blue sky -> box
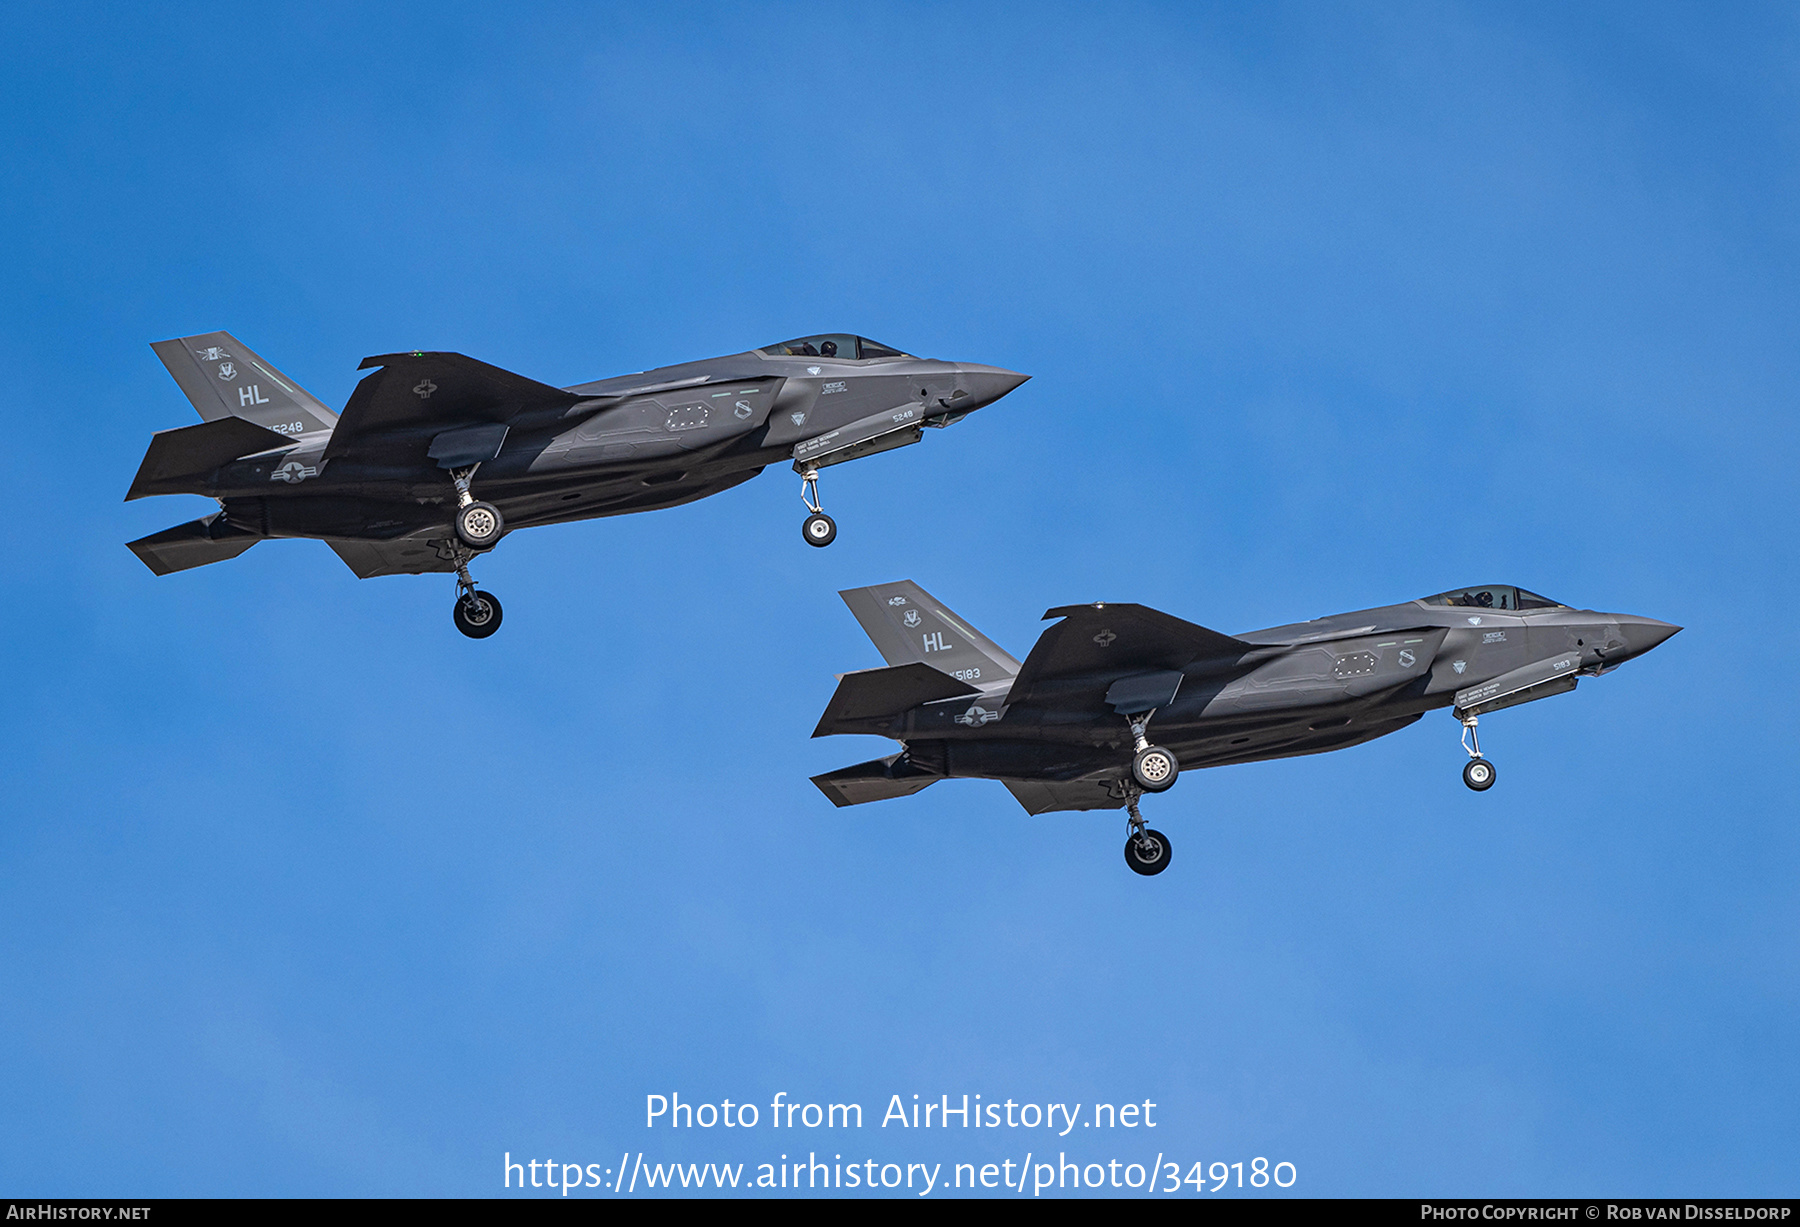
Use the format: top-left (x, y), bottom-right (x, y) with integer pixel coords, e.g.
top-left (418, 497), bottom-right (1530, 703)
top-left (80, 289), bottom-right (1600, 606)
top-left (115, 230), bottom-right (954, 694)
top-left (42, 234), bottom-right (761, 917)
top-left (1, 0), bottom-right (1795, 1197)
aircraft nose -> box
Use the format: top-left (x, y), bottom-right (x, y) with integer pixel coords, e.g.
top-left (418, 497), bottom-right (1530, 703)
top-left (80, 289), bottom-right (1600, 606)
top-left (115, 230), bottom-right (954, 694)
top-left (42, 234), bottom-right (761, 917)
top-left (957, 365), bottom-right (1030, 408)
top-left (1621, 617), bottom-right (1682, 657)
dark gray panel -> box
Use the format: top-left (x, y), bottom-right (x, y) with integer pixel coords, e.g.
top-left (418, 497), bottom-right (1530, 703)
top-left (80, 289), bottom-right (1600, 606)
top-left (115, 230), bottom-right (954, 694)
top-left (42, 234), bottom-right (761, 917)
top-left (1455, 651), bottom-right (1583, 717)
top-left (1007, 604), bottom-right (1251, 711)
top-left (150, 332), bottom-right (338, 433)
top-left (839, 581), bottom-right (1021, 684)
top-left (1105, 670), bottom-right (1185, 715)
top-left (326, 537), bottom-right (460, 578)
top-left (428, 422), bottom-right (510, 468)
top-left (327, 351), bottom-right (582, 459)
top-left (793, 401), bottom-right (928, 468)
top-left (126, 514), bottom-right (260, 575)
top-left (811, 757), bottom-right (940, 808)
top-left (1004, 779), bottom-right (1130, 815)
top-left (812, 662), bottom-right (978, 737)
top-left (126, 417), bottom-right (294, 500)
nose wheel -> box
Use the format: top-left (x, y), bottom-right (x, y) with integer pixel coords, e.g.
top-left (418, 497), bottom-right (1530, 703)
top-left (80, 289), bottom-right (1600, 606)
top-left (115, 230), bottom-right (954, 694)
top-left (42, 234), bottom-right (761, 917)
top-left (798, 467), bottom-right (837, 547)
top-left (803, 512), bottom-right (837, 547)
top-left (1458, 713), bottom-right (1496, 791)
top-left (1122, 791), bottom-right (1172, 876)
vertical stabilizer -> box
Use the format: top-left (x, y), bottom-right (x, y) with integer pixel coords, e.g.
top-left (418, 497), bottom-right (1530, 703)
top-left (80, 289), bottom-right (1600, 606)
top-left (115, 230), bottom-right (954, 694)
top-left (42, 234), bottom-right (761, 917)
top-left (838, 581), bottom-right (1020, 683)
top-left (150, 331), bottom-right (338, 434)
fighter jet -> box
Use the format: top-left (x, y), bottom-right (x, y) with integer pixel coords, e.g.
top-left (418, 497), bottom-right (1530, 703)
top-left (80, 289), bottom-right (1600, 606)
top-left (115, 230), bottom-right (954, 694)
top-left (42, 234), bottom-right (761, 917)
top-left (811, 581), bottom-right (1679, 876)
top-left (126, 332), bottom-right (1027, 636)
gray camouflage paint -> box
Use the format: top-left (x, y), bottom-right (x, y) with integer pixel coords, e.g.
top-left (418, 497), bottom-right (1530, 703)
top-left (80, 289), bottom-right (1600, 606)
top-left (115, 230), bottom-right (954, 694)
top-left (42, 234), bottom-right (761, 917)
top-left (126, 332), bottom-right (1027, 578)
top-left (812, 581), bottom-right (1679, 814)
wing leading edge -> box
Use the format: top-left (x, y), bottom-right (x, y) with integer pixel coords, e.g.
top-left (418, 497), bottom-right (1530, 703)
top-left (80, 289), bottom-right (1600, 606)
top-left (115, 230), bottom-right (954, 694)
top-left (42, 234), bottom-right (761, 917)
top-left (324, 351), bottom-right (584, 462)
top-left (1005, 603), bottom-right (1253, 710)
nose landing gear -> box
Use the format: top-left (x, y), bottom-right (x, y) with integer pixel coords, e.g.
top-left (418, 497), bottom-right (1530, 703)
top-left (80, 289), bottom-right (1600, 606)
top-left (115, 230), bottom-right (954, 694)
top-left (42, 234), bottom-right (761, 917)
top-left (1458, 713), bottom-right (1496, 791)
top-left (798, 466), bottom-right (836, 547)
top-left (1122, 790), bottom-right (1172, 876)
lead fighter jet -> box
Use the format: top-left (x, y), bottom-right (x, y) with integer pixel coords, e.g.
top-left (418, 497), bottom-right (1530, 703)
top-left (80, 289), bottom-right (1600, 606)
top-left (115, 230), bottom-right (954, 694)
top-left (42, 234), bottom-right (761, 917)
top-left (812, 582), bottom-right (1679, 876)
top-left (126, 332), bottom-right (1026, 636)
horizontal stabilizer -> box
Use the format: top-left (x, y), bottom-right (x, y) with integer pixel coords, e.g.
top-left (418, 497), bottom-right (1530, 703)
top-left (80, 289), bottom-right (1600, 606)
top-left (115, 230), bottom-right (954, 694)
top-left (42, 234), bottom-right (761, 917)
top-left (126, 417), bottom-right (294, 500)
top-left (127, 513), bottom-right (259, 575)
top-left (1004, 779), bottom-right (1130, 815)
top-left (1455, 652), bottom-right (1582, 718)
top-left (812, 662), bottom-right (978, 738)
top-left (1006, 603), bottom-right (1252, 710)
top-left (811, 755), bottom-right (940, 808)
top-left (326, 351), bottom-right (582, 460)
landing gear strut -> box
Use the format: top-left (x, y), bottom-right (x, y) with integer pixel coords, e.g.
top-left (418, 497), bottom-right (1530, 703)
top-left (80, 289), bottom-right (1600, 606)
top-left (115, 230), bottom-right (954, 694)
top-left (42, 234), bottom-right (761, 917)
top-left (798, 466), bottom-right (836, 547)
top-left (450, 550), bottom-right (503, 639)
top-left (450, 465), bottom-right (504, 550)
top-left (1126, 712), bottom-right (1179, 792)
top-left (1122, 789), bottom-right (1172, 876)
top-left (1459, 713), bottom-right (1496, 791)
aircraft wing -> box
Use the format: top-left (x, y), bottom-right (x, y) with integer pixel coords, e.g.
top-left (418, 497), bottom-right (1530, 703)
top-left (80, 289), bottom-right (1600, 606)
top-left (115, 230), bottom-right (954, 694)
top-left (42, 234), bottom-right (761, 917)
top-left (326, 536), bottom-right (461, 578)
top-left (1004, 779), bottom-right (1130, 815)
top-left (1004, 603), bottom-right (1252, 711)
top-left (323, 351), bottom-right (584, 462)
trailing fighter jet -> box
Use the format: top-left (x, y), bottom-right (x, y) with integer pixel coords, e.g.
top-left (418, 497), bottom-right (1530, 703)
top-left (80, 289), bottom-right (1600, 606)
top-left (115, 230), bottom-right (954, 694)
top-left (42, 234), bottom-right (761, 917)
top-left (811, 581), bottom-right (1679, 876)
top-left (126, 333), bottom-right (1026, 636)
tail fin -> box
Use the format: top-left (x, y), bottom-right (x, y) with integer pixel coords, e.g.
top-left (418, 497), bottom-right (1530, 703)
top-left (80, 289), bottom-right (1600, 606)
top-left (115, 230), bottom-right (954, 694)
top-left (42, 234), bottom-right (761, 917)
top-left (838, 581), bottom-right (1020, 683)
top-left (150, 331), bottom-right (338, 435)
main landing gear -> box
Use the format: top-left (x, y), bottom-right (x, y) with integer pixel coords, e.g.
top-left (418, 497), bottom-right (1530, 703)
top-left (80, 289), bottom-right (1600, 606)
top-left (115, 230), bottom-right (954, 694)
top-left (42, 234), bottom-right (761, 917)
top-left (1459, 713), bottom-right (1496, 791)
top-left (442, 466), bottom-right (505, 639)
top-left (450, 550), bottom-right (503, 639)
top-left (798, 466), bottom-right (836, 548)
top-left (1114, 711), bottom-right (1178, 875)
top-left (1122, 788), bottom-right (1172, 876)
top-left (1126, 712), bottom-right (1179, 792)
top-left (450, 466), bottom-right (504, 550)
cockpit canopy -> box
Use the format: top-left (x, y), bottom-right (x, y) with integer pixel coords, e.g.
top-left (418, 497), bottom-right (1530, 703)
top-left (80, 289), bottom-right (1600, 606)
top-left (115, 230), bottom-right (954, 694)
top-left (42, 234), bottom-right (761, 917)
top-left (1420, 585), bottom-right (1566, 611)
top-left (761, 334), bottom-right (910, 360)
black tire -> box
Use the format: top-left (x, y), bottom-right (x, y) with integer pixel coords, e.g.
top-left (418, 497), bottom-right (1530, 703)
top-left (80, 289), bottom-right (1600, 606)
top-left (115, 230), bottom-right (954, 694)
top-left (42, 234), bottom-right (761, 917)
top-left (1124, 828), bottom-right (1173, 876)
top-left (456, 501), bottom-right (504, 550)
top-left (802, 512), bottom-right (837, 547)
top-left (1462, 757), bottom-right (1497, 791)
top-left (453, 590), bottom-right (504, 639)
top-left (1132, 744), bottom-right (1179, 792)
